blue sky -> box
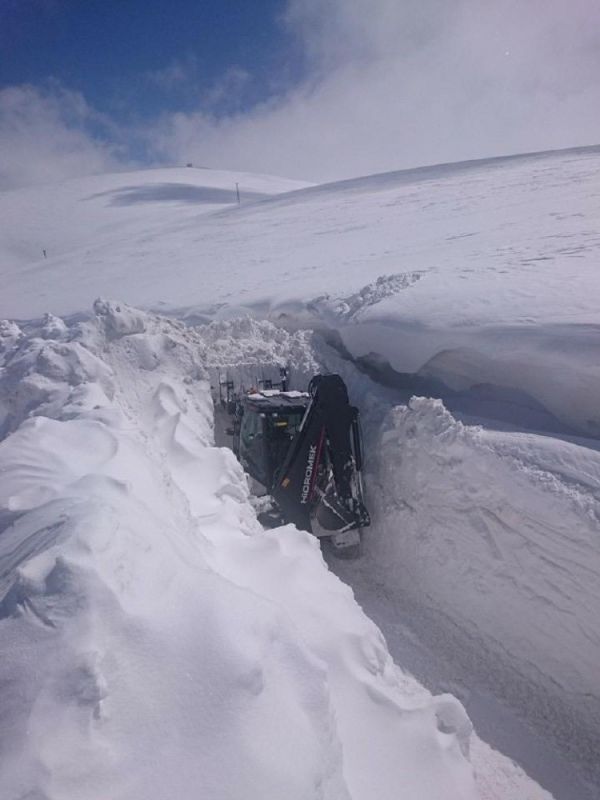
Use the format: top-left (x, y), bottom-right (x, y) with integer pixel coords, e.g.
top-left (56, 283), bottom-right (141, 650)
top-left (0, 0), bottom-right (304, 119)
top-left (1, 0), bottom-right (599, 187)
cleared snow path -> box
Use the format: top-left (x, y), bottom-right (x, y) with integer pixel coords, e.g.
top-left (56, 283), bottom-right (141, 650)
top-left (329, 554), bottom-right (599, 800)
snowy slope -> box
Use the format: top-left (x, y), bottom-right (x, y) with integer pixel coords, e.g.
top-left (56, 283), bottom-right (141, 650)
top-left (2, 146), bottom-right (599, 435)
top-left (0, 302), bottom-right (511, 800)
top-left (3, 146), bottom-right (598, 328)
top-left (0, 166), bottom-right (311, 281)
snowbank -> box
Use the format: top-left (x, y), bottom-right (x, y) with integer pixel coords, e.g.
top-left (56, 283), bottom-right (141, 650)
top-left (366, 396), bottom-right (600, 768)
top-left (0, 303), bottom-right (477, 800)
top-left (338, 316), bottom-right (600, 437)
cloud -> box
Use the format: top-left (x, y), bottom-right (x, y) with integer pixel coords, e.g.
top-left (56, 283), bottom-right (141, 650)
top-left (146, 0), bottom-right (600, 181)
top-left (146, 59), bottom-right (193, 91)
top-left (3, 1), bottom-right (599, 186)
top-left (0, 83), bottom-right (124, 189)
top-left (201, 66), bottom-right (252, 112)
top-left (145, 56), bottom-right (252, 116)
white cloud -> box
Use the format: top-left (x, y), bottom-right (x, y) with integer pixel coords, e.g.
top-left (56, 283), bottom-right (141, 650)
top-left (0, 83), bottom-right (123, 189)
top-left (3, 2), bottom-right (599, 186)
top-left (146, 59), bottom-right (192, 91)
top-left (201, 66), bottom-right (251, 110)
top-left (147, 0), bottom-right (600, 181)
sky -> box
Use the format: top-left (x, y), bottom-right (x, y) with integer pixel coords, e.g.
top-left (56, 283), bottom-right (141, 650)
top-left (0, 0), bottom-right (302, 119)
top-left (1, 0), bottom-right (600, 187)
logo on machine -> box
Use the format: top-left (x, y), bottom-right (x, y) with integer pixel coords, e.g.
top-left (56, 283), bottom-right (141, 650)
top-left (300, 445), bottom-right (317, 504)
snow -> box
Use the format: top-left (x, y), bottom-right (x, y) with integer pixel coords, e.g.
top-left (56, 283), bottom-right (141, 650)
top-left (369, 397), bottom-right (600, 766)
top-left (2, 148), bottom-right (600, 798)
top-left (0, 304), bottom-right (482, 800)
top-left (0, 165), bottom-right (311, 281)
top-left (2, 146), bottom-right (599, 437)
top-left (189, 316), bottom-right (600, 797)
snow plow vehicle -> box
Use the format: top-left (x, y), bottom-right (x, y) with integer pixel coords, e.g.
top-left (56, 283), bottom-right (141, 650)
top-left (218, 372), bottom-right (370, 555)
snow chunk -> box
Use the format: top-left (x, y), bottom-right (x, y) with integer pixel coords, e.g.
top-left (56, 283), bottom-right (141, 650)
top-left (0, 320), bottom-right (23, 363)
top-left (94, 297), bottom-right (146, 338)
top-left (40, 312), bottom-right (69, 340)
top-left (308, 271), bottom-right (426, 321)
top-left (0, 331), bottom-right (115, 437)
top-left (196, 316), bottom-right (321, 397)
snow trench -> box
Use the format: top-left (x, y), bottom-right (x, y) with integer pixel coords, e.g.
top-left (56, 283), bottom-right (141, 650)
top-left (0, 302), bottom-right (480, 800)
top-left (173, 309), bottom-right (600, 789)
top-left (305, 316), bottom-right (600, 788)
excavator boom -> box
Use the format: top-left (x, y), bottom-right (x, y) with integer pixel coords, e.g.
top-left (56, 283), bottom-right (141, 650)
top-left (271, 374), bottom-right (370, 534)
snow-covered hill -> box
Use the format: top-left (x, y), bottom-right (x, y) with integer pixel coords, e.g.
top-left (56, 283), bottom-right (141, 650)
top-left (3, 146), bottom-right (599, 436)
top-left (0, 165), bottom-right (311, 278)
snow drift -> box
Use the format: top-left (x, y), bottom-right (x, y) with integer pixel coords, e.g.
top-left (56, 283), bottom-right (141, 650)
top-left (365, 396), bottom-right (600, 769)
top-left (0, 302), bottom-right (478, 800)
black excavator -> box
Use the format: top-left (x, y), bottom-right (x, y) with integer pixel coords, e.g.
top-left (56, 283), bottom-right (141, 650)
top-left (218, 371), bottom-right (370, 555)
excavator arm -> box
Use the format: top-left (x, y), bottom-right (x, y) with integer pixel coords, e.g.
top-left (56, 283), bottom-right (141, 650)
top-left (271, 374), bottom-right (370, 534)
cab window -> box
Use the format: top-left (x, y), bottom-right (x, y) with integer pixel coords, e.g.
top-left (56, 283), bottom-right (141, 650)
top-left (241, 410), bottom-right (263, 447)
top-left (269, 411), bottom-right (304, 438)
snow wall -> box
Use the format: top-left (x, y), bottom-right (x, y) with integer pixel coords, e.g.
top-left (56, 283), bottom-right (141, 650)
top-left (365, 395), bottom-right (600, 768)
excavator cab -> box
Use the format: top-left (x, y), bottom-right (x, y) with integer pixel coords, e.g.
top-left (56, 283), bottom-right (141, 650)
top-left (237, 395), bottom-right (309, 490)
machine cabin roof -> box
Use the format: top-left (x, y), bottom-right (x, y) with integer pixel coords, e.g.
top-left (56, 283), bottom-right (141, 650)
top-left (242, 390), bottom-right (310, 414)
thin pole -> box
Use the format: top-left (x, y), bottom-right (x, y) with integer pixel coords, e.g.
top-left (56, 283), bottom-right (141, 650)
top-left (235, 183), bottom-right (240, 204)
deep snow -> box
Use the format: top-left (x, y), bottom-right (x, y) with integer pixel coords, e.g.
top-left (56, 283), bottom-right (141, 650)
top-left (3, 148), bottom-right (599, 439)
top-left (363, 397), bottom-right (600, 793)
top-left (1, 154), bottom-right (599, 798)
top-left (0, 301), bottom-right (547, 800)
top-left (201, 315), bottom-right (600, 797)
